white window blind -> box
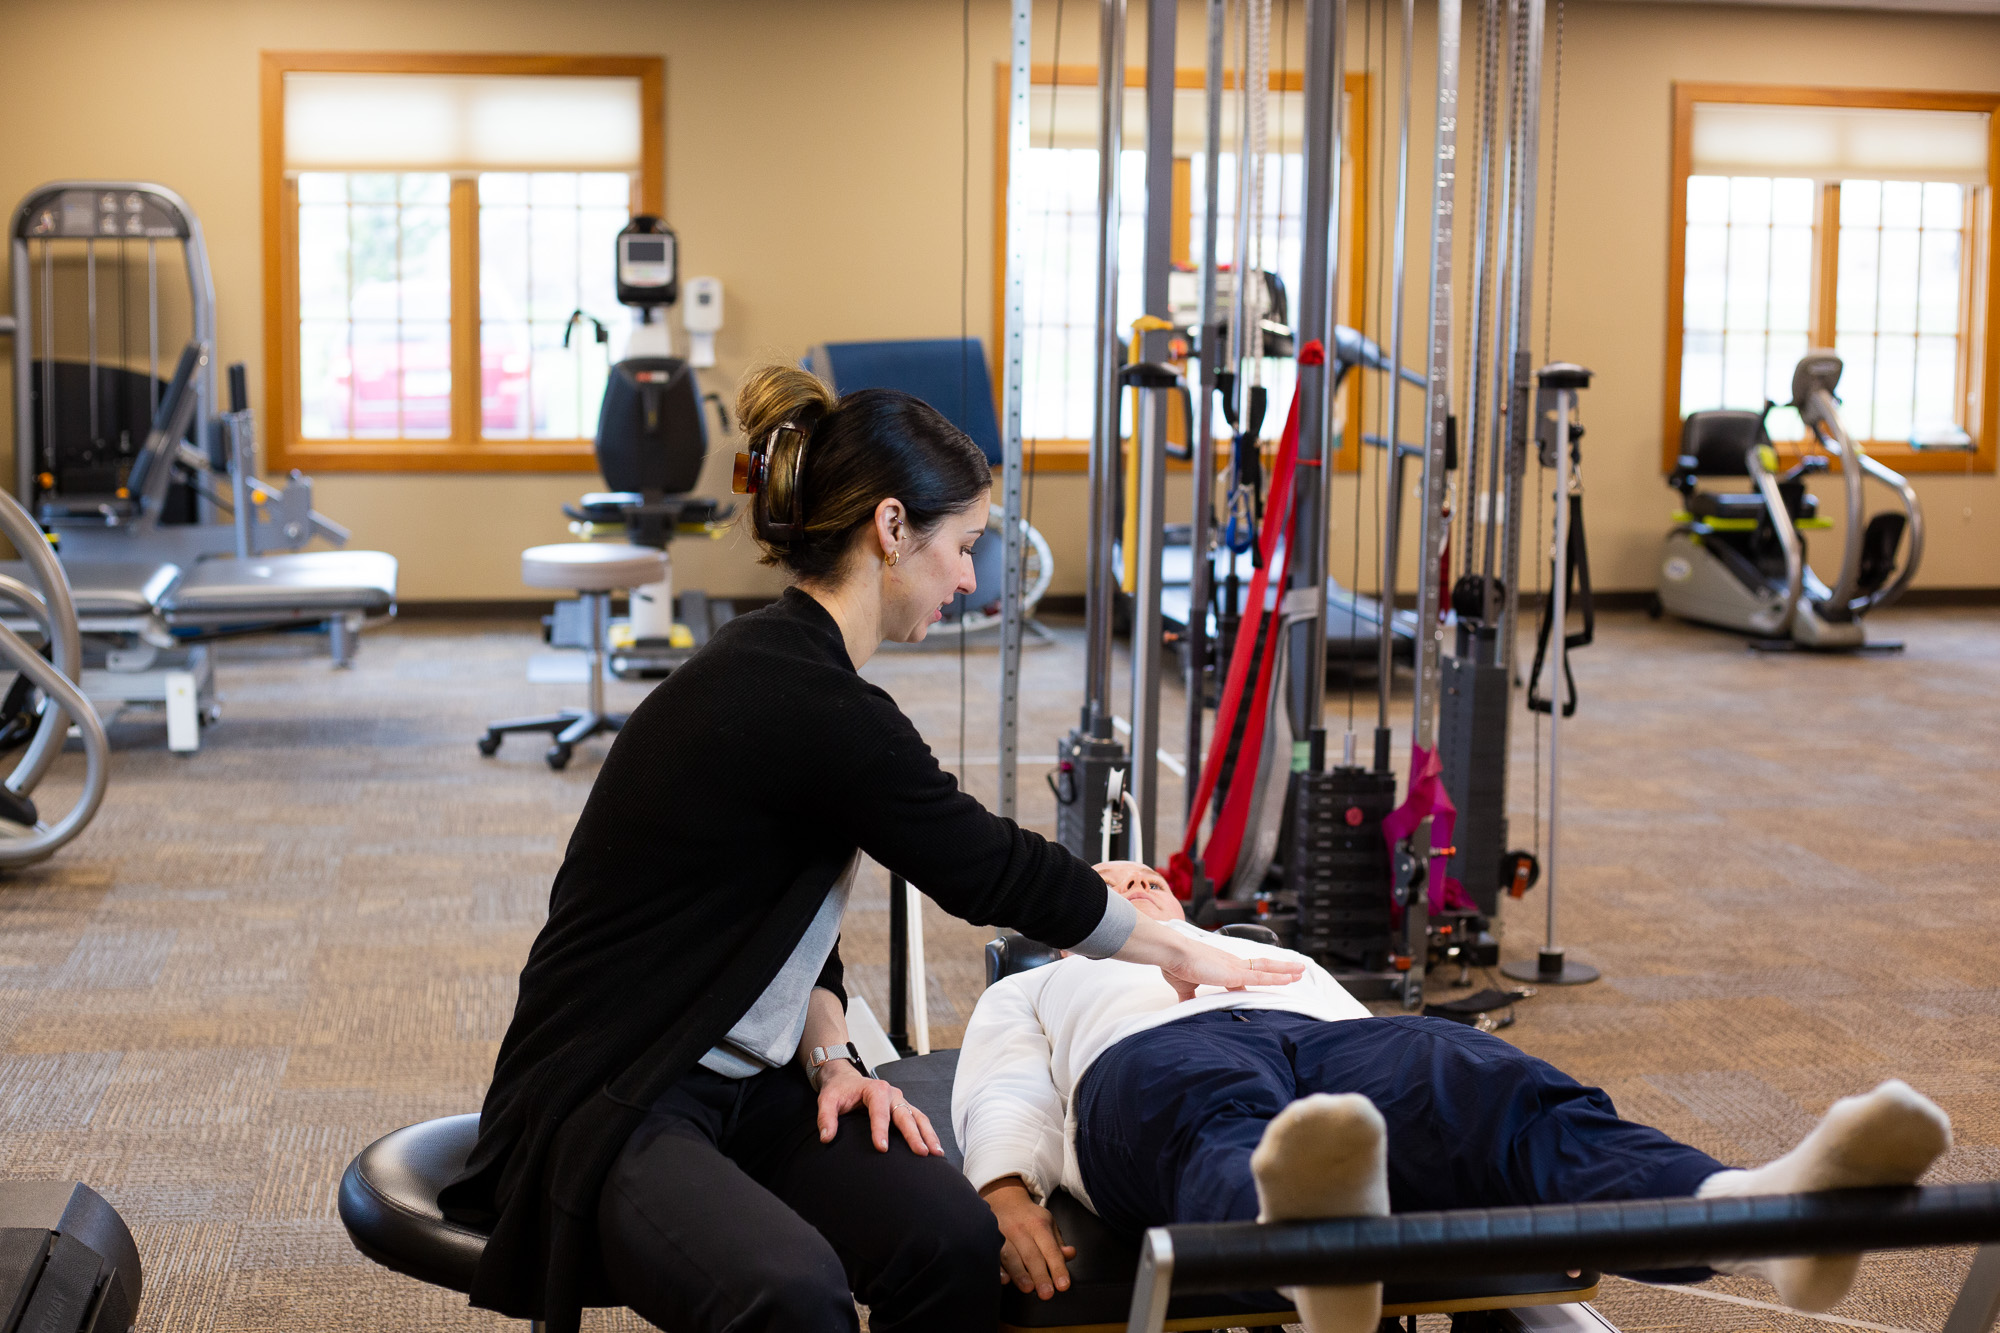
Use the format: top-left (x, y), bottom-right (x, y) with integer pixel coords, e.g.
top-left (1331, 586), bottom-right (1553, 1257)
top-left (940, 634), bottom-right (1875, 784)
top-left (1691, 103), bottom-right (1989, 186)
top-left (285, 73), bottom-right (642, 171)
top-left (1030, 83), bottom-right (1307, 156)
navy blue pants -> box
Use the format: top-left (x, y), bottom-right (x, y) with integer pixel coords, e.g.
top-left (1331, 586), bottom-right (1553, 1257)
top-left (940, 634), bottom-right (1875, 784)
top-left (1075, 1011), bottom-right (1724, 1280)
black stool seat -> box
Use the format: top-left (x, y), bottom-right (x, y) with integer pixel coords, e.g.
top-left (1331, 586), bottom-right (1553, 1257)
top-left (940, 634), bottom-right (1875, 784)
top-left (338, 1113), bottom-right (488, 1294)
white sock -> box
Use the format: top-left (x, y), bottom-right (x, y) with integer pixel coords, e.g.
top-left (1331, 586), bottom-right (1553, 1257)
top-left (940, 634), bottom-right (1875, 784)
top-left (1697, 1080), bottom-right (1951, 1312)
top-left (1251, 1094), bottom-right (1390, 1333)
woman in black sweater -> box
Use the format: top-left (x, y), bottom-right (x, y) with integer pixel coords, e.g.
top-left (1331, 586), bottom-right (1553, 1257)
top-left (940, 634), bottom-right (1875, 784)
top-left (444, 365), bottom-right (1299, 1333)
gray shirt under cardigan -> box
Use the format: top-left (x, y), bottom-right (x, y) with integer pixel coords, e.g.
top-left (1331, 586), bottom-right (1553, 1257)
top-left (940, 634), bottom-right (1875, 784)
top-left (700, 873), bottom-right (1140, 1079)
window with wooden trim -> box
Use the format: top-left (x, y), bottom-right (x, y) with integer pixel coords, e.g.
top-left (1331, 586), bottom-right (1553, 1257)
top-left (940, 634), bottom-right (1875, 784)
top-left (261, 54), bottom-right (664, 473)
top-left (997, 67), bottom-right (1368, 473)
top-left (1665, 85), bottom-right (2000, 473)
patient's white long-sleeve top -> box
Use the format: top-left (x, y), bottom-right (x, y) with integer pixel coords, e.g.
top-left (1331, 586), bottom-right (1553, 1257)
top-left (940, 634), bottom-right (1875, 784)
top-left (949, 919), bottom-right (1370, 1211)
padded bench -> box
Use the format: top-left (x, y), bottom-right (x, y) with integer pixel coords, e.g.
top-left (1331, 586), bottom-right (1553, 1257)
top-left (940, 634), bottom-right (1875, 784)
top-left (340, 930), bottom-right (1599, 1333)
top-left (0, 560), bottom-right (182, 624)
top-left (158, 550), bottom-right (398, 624)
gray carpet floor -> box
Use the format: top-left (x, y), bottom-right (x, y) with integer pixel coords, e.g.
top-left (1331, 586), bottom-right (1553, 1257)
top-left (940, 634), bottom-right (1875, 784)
top-left (0, 607), bottom-right (1991, 1333)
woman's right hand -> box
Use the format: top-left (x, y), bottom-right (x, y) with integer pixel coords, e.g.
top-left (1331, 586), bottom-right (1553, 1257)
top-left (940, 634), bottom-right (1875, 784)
top-left (1118, 914), bottom-right (1306, 1001)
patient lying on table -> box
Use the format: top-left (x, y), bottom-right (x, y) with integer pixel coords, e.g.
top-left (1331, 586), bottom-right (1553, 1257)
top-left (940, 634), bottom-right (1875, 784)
top-left (952, 862), bottom-right (1951, 1333)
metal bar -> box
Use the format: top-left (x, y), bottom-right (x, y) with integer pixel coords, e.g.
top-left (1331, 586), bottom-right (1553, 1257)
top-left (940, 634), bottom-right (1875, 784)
top-left (1495, 0), bottom-right (1545, 673)
top-left (1286, 0), bottom-right (1346, 747)
top-left (1131, 391), bottom-right (1167, 855)
top-left (1083, 0), bottom-right (1129, 739)
top-left (1229, 0), bottom-right (1257, 377)
top-left (1128, 0), bottom-right (1176, 854)
top-left (148, 240), bottom-right (159, 422)
top-left (1125, 1229), bottom-right (1176, 1333)
top-left (1185, 0), bottom-right (1227, 818)
top-left (1944, 1244), bottom-right (2000, 1333)
top-left (1410, 0), bottom-right (1464, 755)
top-left (906, 878), bottom-right (930, 1056)
top-left (1376, 0), bottom-right (1417, 739)
top-left (887, 871), bottom-right (910, 1053)
top-left (1480, 0), bottom-right (1519, 598)
top-left (1543, 386), bottom-right (1571, 949)
top-left (996, 0), bottom-right (1032, 820)
top-left (587, 592), bottom-right (607, 720)
top-left (1153, 1183), bottom-right (2000, 1294)
top-left (10, 237), bottom-right (31, 504)
top-left (87, 239), bottom-right (99, 445)
top-left (39, 244), bottom-right (54, 495)
top-left (1461, 0), bottom-right (1498, 613)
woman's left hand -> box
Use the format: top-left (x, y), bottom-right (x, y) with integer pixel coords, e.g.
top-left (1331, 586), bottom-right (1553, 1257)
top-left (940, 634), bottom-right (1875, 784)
top-left (816, 1062), bottom-right (945, 1156)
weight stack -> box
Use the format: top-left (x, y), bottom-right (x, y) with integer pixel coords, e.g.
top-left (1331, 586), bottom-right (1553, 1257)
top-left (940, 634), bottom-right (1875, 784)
top-left (1287, 767), bottom-right (1398, 971)
top-left (1438, 645), bottom-right (1510, 917)
top-left (1053, 729), bottom-right (1129, 861)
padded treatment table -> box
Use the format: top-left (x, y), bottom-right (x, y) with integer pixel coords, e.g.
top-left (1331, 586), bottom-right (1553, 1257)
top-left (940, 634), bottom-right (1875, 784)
top-left (159, 550), bottom-right (398, 625)
top-left (882, 1046), bottom-right (1594, 1332)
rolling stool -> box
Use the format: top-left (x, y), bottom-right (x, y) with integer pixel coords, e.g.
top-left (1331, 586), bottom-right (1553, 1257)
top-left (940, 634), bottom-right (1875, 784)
top-left (479, 543), bottom-right (666, 770)
top-left (338, 1115), bottom-right (561, 1332)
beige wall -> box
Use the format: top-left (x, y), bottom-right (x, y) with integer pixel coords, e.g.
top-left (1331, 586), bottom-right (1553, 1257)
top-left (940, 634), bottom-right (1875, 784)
top-left (1, 0), bottom-right (1996, 600)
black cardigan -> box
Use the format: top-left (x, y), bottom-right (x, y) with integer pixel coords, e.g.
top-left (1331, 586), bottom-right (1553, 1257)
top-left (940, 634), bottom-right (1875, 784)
top-left (442, 588), bottom-right (1110, 1329)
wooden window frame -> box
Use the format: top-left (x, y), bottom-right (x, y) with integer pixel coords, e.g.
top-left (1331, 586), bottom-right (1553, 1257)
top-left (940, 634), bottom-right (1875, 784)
top-left (995, 65), bottom-right (1370, 474)
top-left (1664, 82), bottom-right (2000, 475)
top-left (259, 51), bottom-right (665, 474)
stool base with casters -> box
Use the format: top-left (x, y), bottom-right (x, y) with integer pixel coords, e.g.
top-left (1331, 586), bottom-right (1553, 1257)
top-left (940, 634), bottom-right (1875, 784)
top-left (481, 544), bottom-right (666, 771)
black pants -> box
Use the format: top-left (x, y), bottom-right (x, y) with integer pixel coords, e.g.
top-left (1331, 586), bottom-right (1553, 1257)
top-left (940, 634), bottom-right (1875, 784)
top-left (597, 1063), bottom-right (1000, 1333)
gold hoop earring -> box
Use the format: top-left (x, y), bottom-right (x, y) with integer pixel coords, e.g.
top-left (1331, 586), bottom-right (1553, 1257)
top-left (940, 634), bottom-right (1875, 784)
top-left (885, 550), bottom-right (900, 567)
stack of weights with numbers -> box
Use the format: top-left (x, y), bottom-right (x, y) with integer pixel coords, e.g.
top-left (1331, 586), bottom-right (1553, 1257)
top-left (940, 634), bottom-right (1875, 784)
top-left (1286, 767), bottom-right (1399, 970)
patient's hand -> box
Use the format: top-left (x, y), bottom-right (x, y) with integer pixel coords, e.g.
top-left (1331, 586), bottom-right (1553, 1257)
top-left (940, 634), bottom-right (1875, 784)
top-left (980, 1175), bottom-right (1075, 1301)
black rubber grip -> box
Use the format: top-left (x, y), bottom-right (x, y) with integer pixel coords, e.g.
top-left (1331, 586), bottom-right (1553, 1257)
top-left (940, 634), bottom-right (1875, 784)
top-left (1162, 1183), bottom-right (2000, 1293)
top-left (228, 363), bottom-right (249, 413)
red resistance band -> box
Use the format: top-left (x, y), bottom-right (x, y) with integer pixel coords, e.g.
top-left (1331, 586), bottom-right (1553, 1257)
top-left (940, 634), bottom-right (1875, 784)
top-left (1166, 341), bottom-right (1322, 900)
top-left (1381, 742), bottom-right (1477, 920)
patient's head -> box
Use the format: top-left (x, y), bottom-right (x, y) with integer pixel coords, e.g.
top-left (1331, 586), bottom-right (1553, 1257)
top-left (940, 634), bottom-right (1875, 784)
top-left (1095, 861), bottom-right (1184, 923)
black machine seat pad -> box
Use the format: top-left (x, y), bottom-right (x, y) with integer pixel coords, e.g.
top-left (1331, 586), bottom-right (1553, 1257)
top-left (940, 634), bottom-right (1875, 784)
top-left (338, 1113), bottom-right (488, 1294)
top-left (161, 551), bottom-right (398, 620)
top-left (885, 1047), bottom-right (1593, 1330)
top-left (1686, 491), bottom-right (1769, 521)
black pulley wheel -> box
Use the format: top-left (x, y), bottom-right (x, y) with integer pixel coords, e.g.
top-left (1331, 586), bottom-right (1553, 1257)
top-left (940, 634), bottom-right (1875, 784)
top-left (1502, 849), bottom-right (1541, 898)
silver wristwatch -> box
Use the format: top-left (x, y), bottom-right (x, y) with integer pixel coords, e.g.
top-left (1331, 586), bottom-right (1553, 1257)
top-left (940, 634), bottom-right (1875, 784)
top-left (807, 1042), bottom-right (870, 1088)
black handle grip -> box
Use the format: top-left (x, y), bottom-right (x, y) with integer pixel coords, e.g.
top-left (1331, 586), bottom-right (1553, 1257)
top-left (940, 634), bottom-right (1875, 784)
top-left (228, 363), bottom-right (248, 414)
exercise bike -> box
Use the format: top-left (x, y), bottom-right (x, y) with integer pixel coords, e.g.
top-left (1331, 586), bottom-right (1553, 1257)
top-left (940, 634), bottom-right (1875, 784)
top-left (1655, 350), bottom-right (1924, 651)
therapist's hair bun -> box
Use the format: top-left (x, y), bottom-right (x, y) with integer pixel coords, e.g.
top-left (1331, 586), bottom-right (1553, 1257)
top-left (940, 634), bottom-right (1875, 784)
top-left (732, 363), bottom-right (990, 583)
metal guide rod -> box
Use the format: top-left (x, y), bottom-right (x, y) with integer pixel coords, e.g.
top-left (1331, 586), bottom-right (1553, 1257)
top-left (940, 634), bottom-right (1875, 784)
top-left (1494, 0), bottom-right (1545, 672)
top-left (1229, 1), bottom-right (1258, 377)
top-left (1460, 0), bottom-right (1498, 618)
top-left (1544, 388), bottom-right (1570, 950)
top-left (996, 0), bottom-right (1031, 821)
top-left (1410, 0), bottom-right (1463, 753)
top-left (1374, 0), bottom-right (1416, 741)
top-left (1283, 0), bottom-right (1346, 745)
top-left (1128, 0), bottom-right (1177, 858)
top-left (1185, 0), bottom-right (1227, 817)
top-left (1082, 0), bottom-right (1129, 740)
top-left (1476, 0), bottom-right (1515, 600)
